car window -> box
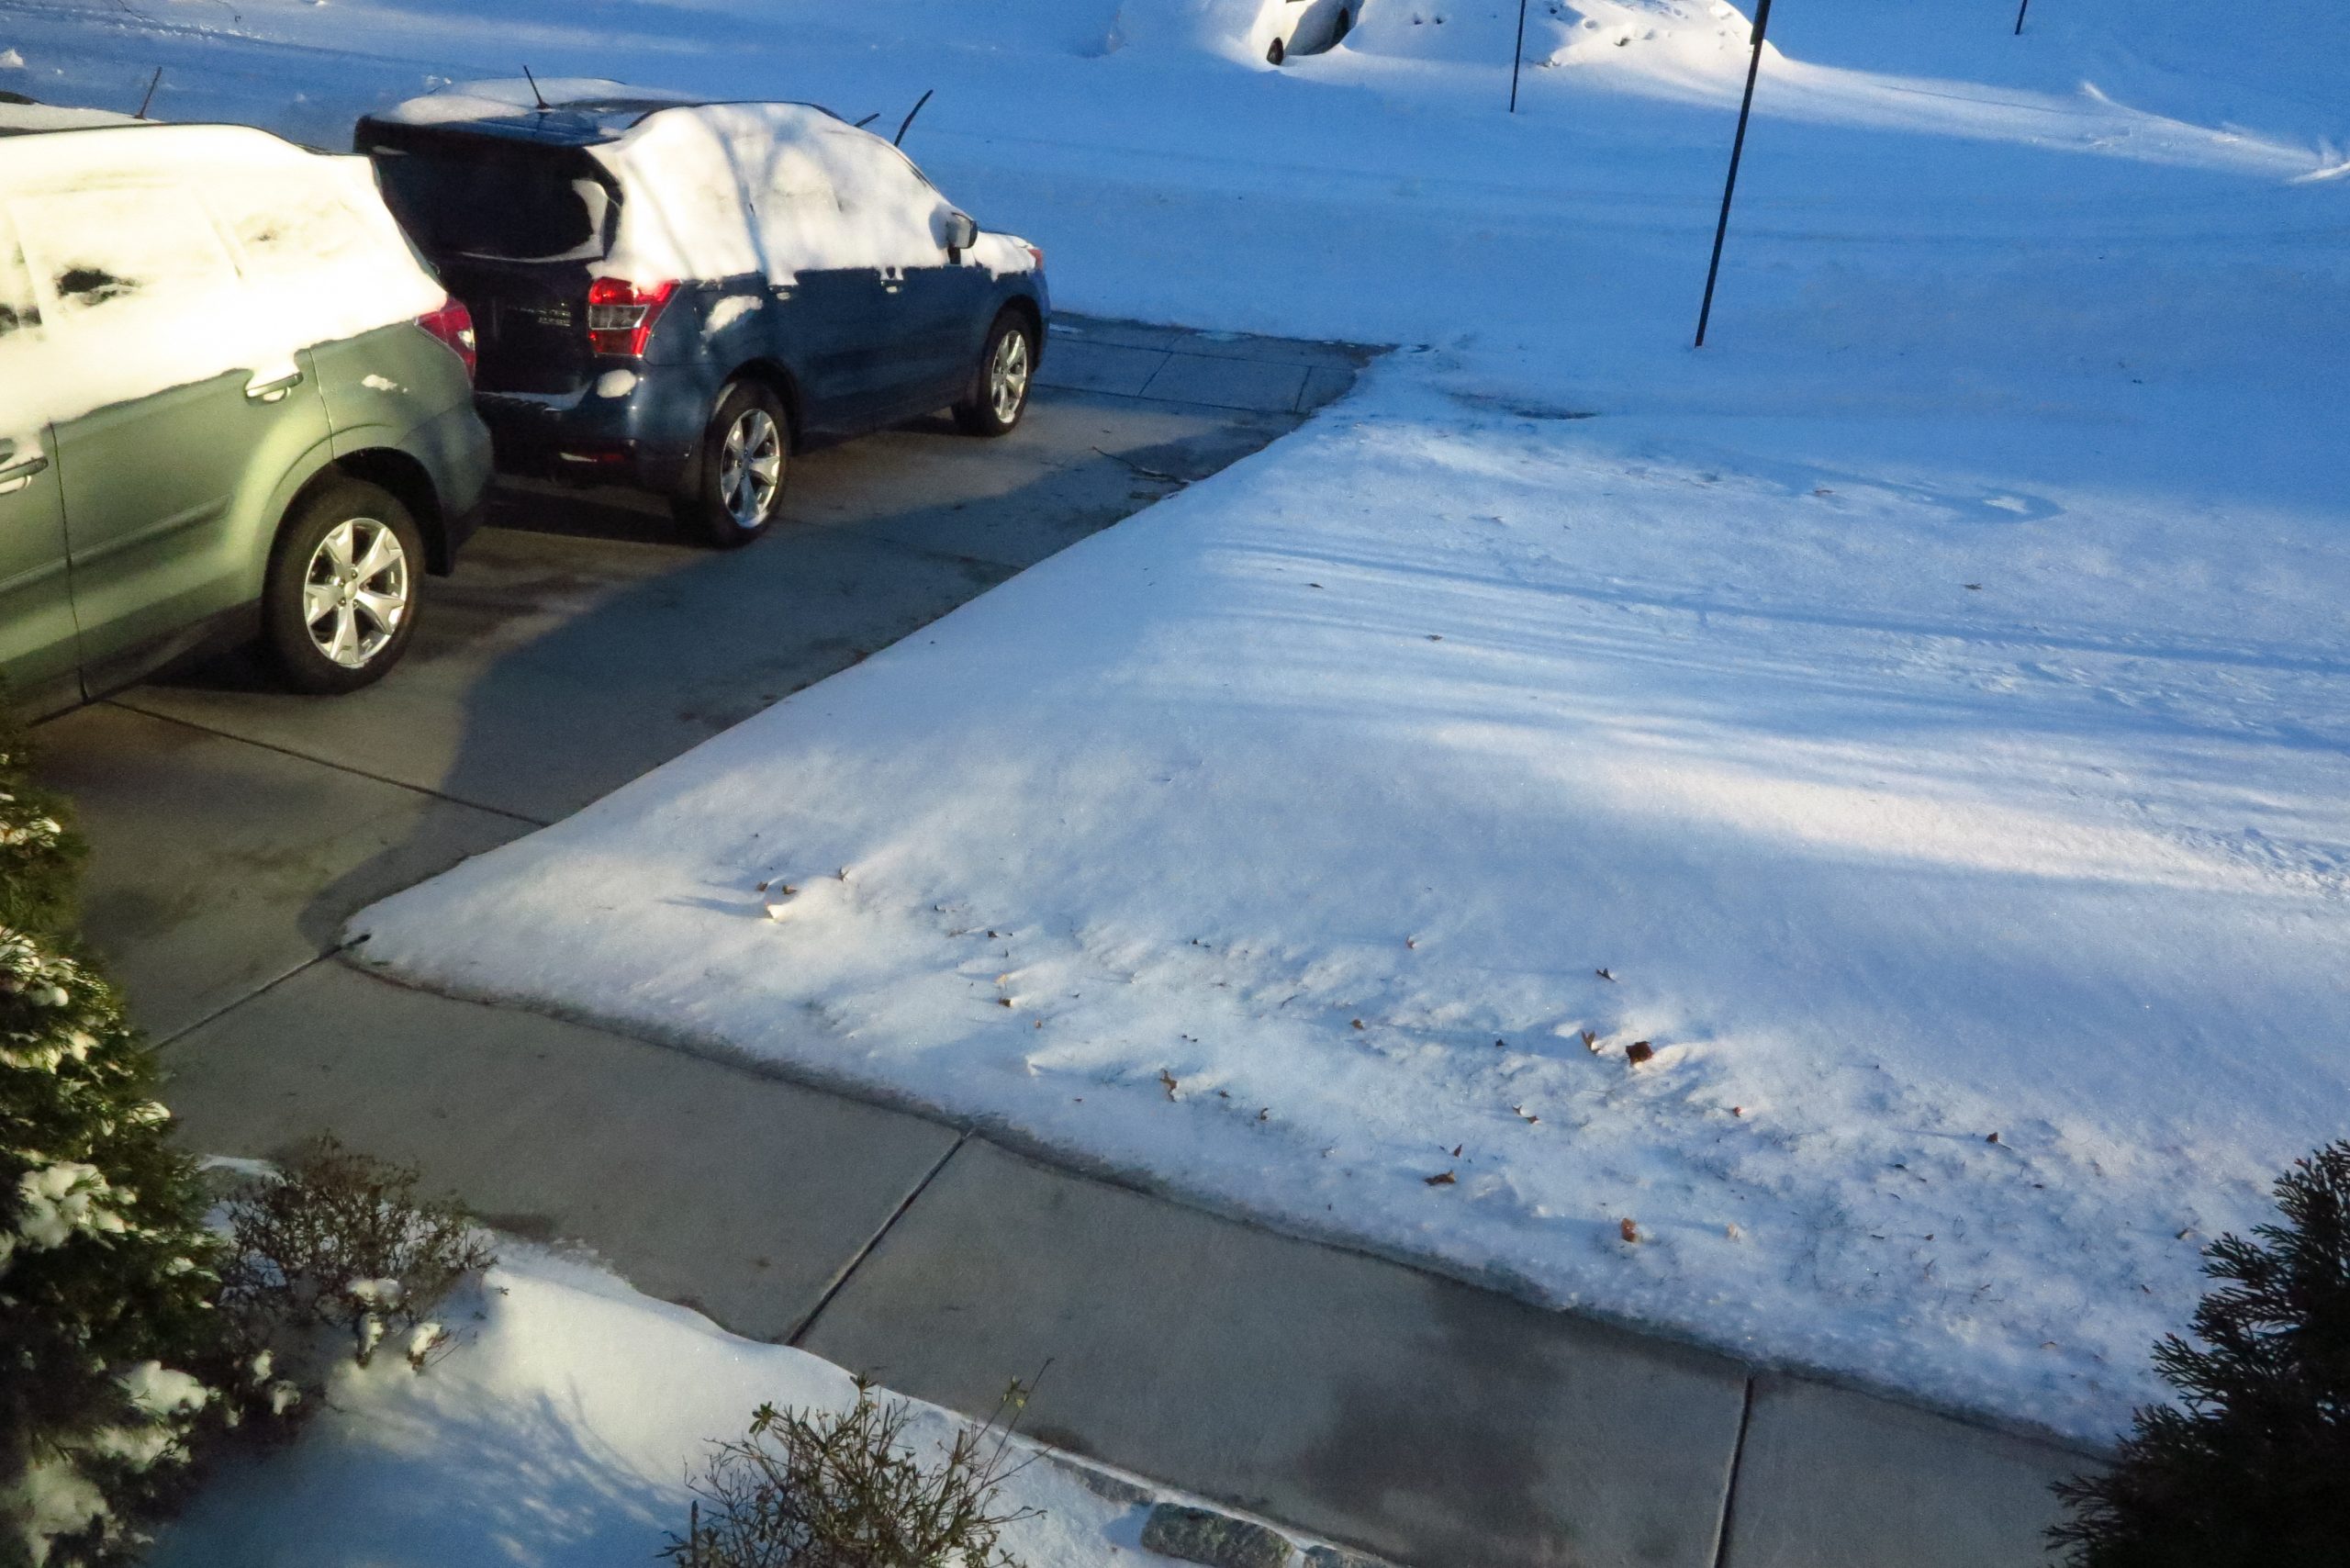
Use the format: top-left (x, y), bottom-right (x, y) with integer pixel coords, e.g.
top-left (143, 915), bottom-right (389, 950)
top-left (10, 184), bottom-right (242, 325)
top-left (816, 133), bottom-right (952, 271)
top-left (205, 169), bottom-right (377, 286)
top-left (369, 142), bottom-right (614, 263)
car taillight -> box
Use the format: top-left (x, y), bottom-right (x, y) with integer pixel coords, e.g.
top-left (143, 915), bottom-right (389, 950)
top-left (1025, 244), bottom-right (1045, 272)
top-left (586, 277), bottom-right (677, 357)
top-left (418, 299), bottom-right (476, 381)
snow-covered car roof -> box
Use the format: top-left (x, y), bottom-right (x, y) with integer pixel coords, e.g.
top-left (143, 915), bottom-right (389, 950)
top-left (365, 78), bottom-right (845, 147)
top-left (0, 98), bottom-right (143, 137)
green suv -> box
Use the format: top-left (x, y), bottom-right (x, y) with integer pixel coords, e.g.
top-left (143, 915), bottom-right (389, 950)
top-left (0, 111), bottom-right (491, 716)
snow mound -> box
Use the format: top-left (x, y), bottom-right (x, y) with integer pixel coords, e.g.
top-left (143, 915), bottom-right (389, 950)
top-left (149, 1246), bottom-right (1212, 1567)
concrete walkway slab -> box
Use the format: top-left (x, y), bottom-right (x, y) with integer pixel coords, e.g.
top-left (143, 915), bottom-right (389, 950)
top-left (114, 375), bottom-right (1320, 827)
top-left (1035, 338), bottom-right (1171, 398)
top-left (1056, 316), bottom-right (1372, 370)
top-left (1141, 352), bottom-right (1315, 414)
top-left (799, 1140), bottom-right (1747, 1568)
top-left (120, 523), bottom-right (1014, 825)
top-left (1718, 1376), bottom-right (2094, 1568)
top-left (1299, 364), bottom-right (1360, 413)
top-left (812, 398), bottom-right (1300, 566)
top-left (31, 704), bottom-right (527, 1040)
top-left (164, 960), bottom-right (963, 1343)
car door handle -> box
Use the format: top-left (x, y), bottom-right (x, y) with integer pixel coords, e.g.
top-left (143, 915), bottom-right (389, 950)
top-left (0, 454), bottom-right (50, 495)
top-left (245, 367), bottom-right (304, 403)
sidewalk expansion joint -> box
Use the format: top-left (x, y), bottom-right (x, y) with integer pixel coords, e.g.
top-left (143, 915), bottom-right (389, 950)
top-left (151, 951), bottom-right (330, 1053)
top-left (788, 1128), bottom-right (969, 1348)
top-left (102, 699), bottom-right (554, 828)
top-left (1708, 1376), bottom-right (1759, 1568)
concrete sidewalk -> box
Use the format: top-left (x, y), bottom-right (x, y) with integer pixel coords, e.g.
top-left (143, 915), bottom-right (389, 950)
top-left (162, 958), bottom-right (2093, 1568)
top-left (36, 315), bottom-right (2096, 1567)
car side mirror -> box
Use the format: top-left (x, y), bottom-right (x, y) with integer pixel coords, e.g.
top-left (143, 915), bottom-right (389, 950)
top-left (943, 211), bottom-right (979, 254)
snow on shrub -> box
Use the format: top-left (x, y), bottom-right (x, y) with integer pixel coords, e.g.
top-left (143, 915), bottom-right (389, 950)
top-left (2051, 1140), bottom-right (2350, 1565)
top-left (0, 718), bottom-right (231, 1568)
top-left (0, 701), bottom-right (492, 1564)
top-left (218, 1137), bottom-right (492, 1386)
top-left (666, 1379), bottom-right (1040, 1568)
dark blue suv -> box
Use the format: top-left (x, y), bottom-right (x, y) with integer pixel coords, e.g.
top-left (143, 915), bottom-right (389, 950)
top-left (356, 82), bottom-right (1048, 546)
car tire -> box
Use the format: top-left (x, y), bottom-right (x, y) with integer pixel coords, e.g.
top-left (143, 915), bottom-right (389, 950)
top-left (676, 380), bottom-right (790, 549)
top-left (953, 311), bottom-right (1038, 438)
top-left (263, 477), bottom-right (425, 695)
top-left (1267, 36), bottom-right (1287, 65)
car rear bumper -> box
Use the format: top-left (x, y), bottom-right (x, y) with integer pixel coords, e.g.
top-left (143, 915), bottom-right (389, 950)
top-left (475, 370), bottom-right (707, 497)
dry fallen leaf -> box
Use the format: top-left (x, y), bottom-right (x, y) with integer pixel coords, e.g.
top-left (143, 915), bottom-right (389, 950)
top-left (1158, 1070), bottom-right (1179, 1100)
top-left (1351, 1018), bottom-right (1366, 1031)
top-left (1426, 1170), bottom-right (1457, 1187)
top-left (1986, 1131), bottom-right (2001, 1145)
top-left (1626, 1041), bottom-right (1654, 1066)
top-left (1450, 1143), bottom-right (1463, 1158)
top-left (1595, 968), bottom-right (1616, 982)
top-left (1581, 1029), bottom-right (1600, 1053)
top-left (1619, 1217), bottom-right (1640, 1244)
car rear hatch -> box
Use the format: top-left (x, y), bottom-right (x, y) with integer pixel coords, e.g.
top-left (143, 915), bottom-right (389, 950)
top-left (355, 121), bottom-right (616, 398)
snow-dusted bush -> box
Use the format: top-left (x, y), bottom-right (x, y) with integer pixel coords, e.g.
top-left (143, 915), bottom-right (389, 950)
top-left (666, 1380), bottom-right (1039, 1568)
top-left (218, 1137), bottom-right (491, 1383)
top-left (0, 723), bottom-right (232, 1568)
top-left (2051, 1140), bottom-right (2350, 1565)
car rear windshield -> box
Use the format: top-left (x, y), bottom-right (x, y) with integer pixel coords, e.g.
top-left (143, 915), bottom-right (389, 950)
top-left (366, 138), bottom-right (615, 264)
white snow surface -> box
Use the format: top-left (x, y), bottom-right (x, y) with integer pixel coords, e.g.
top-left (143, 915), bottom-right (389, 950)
top-left (0, 123), bottom-right (444, 444)
top-left (21, 0), bottom-right (2348, 1444)
top-left (147, 1247), bottom-right (1205, 1567)
top-left (0, 100), bottom-right (130, 130)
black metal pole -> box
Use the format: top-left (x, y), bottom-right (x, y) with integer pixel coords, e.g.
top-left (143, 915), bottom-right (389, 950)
top-left (1509, 0), bottom-right (1529, 113)
top-left (2012, 0), bottom-right (2029, 35)
top-left (1693, 0), bottom-right (1773, 348)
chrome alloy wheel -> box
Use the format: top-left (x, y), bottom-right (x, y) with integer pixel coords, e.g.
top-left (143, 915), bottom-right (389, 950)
top-left (718, 407), bottom-right (784, 531)
top-left (989, 329), bottom-right (1032, 426)
top-left (301, 516), bottom-right (410, 669)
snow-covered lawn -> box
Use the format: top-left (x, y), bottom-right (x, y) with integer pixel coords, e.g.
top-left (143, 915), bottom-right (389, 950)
top-left (351, 357), bottom-right (2350, 1444)
top-left (149, 1247), bottom-right (1204, 1566)
top-left (13, 0), bottom-right (2346, 1445)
